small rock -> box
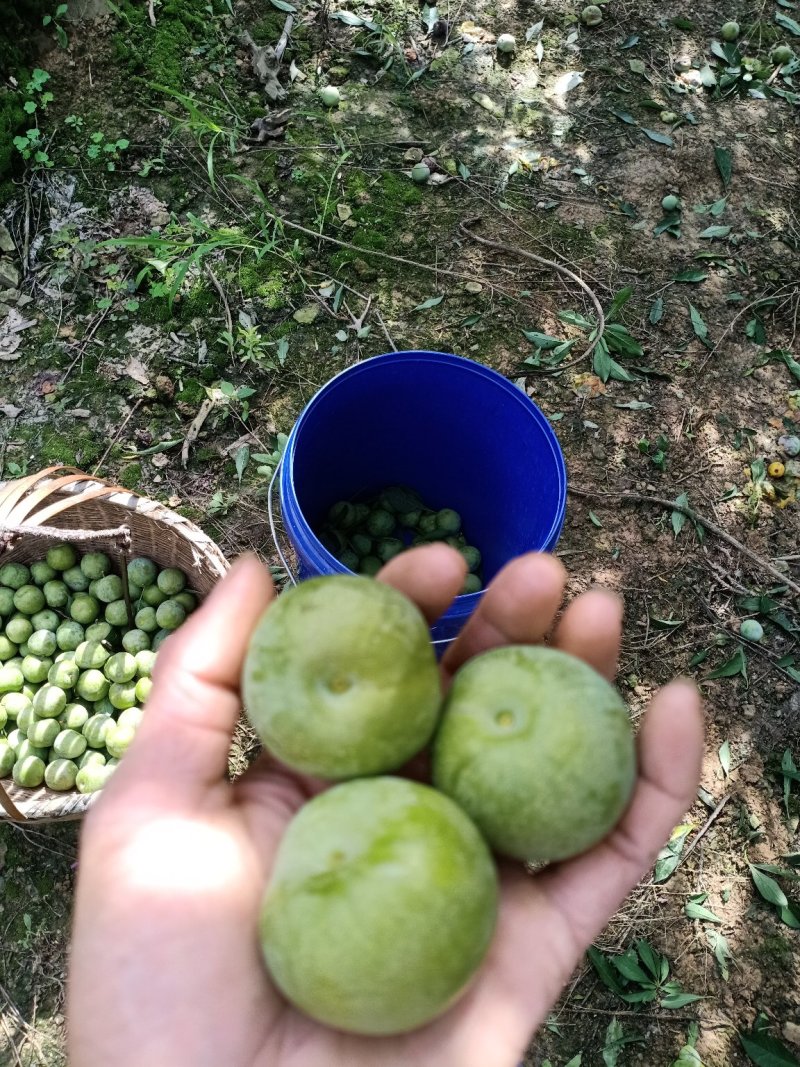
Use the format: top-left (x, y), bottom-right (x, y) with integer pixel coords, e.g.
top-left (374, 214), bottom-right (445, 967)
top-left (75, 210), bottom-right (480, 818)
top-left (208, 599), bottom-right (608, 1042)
top-left (464, 281), bottom-right (483, 294)
top-left (779, 434), bottom-right (800, 457)
top-left (155, 375), bottom-right (174, 401)
top-left (0, 260), bottom-right (20, 290)
top-left (0, 223), bottom-right (14, 254)
top-left (400, 234), bottom-right (414, 247)
top-left (743, 704), bottom-right (756, 719)
top-left (403, 147), bottom-right (424, 163)
top-left (783, 1022), bottom-right (800, 1047)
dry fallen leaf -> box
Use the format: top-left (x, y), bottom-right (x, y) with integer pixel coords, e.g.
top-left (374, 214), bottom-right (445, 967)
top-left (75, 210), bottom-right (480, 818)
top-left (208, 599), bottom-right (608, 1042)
top-left (124, 355), bottom-right (151, 386)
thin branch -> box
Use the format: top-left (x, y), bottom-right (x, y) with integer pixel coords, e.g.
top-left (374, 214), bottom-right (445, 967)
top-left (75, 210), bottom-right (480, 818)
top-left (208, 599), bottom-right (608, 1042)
top-left (568, 486), bottom-right (800, 597)
top-left (91, 398), bottom-right (144, 477)
top-left (673, 794), bottom-right (732, 874)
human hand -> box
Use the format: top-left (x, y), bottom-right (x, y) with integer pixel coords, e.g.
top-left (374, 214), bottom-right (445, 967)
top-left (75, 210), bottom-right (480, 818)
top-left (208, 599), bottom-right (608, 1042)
top-left (68, 547), bottom-right (703, 1067)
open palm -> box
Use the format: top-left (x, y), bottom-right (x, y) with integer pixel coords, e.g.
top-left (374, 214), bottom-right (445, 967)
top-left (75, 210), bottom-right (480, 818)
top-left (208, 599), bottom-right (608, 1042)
top-left (68, 547), bottom-right (703, 1067)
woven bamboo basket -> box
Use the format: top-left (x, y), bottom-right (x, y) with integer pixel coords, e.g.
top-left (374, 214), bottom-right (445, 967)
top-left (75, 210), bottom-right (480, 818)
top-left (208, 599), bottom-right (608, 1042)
top-left (0, 466), bottom-right (229, 823)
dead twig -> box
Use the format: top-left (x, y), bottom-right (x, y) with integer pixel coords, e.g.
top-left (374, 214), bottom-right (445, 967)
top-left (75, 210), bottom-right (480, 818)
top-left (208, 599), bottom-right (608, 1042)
top-left (672, 794), bottom-right (732, 874)
top-left (91, 398), bottom-right (144, 477)
top-left (204, 263), bottom-right (234, 363)
top-left (182, 397), bottom-right (216, 469)
top-left (458, 218), bottom-right (606, 371)
top-left (147, 0), bottom-right (156, 26)
top-left (568, 486), bottom-right (800, 597)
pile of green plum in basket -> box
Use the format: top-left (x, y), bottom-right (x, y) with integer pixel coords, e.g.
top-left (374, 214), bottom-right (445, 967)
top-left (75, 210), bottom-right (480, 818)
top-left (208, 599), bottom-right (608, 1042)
top-left (0, 543), bottom-right (197, 795)
top-left (320, 485), bottom-right (483, 595)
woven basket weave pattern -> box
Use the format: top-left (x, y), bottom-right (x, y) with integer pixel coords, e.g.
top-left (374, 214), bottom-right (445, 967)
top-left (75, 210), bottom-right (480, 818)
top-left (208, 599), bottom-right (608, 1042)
top-left (0, 469), bottom-right (228, 823)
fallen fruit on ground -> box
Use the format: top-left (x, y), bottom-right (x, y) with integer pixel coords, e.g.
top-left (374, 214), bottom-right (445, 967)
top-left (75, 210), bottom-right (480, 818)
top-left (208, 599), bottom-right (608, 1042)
top-left (260, 776), bottom-right (498, 1034)
top-left (243, 575), bottom-right (441, 778)
top-left (432, 645), bottom-right (636, 862)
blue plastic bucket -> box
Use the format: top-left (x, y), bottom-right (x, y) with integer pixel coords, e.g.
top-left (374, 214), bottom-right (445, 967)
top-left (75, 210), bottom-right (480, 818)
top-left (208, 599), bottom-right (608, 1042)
top-left (279, 351), bottom-right (567, 645)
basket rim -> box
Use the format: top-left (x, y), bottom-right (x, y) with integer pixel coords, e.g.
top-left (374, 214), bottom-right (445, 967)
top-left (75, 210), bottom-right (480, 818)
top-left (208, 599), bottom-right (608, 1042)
top-left (0, 467), bottom-right (230, 823)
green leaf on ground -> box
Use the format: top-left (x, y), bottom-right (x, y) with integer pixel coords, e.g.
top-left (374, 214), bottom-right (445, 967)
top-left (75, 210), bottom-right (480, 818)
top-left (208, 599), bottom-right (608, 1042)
top-left (688, 303), bottom-right (711, 347)
top-left (413, 295), bottom-right (444, 311)
top-left (643, 128), bottom-right (674, 146)
top-left (602, 1018), bottom-right (625, 1067)
top-left (649, 296), bottom-right (664, 323)
top-left (706, 647), bottom-right (747, 680)
top-left (611, 109), bottom-right (638, 124)
top-left (589, 510), bottom-right (602, 527)
top-left (706, 929), bottom-right (732, 980)
top-left (775, 10), bottom-right (800, 34)
top-left (740, 1023), bottom-right (800, 1066)
top-left (714, 145), bottom-right (733, 189)
top-left (654, 824), bottom-right (693, 882)
top-left (629, 58), bottom-right (646, 73)
top-left (686, 895), bottom-right (724, 923)
top-left (674, 269), bottom-right (708, 282)
top-left (523, 330), bottom-right (564, 349)
top-left (672, 492), bottom-right (689, 537)
top-left (749, 864), bottom-right (788, 907)
top-left (699, 225), bottom-right (732, 239)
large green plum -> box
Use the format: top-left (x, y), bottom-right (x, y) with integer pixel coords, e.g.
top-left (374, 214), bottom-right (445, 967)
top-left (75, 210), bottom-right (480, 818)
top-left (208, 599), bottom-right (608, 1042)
top-left (432, 646), bottom-right (636, 862)
top-left (260, 777), bottom-right (498, 1034)
top-left (242, 576), bottom-right (441, 779)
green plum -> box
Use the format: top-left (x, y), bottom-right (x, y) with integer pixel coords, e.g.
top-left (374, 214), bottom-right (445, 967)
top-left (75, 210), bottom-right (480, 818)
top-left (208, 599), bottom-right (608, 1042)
top-left (76, 670), bottom-right (109, 703)
top-left (243, 576), bottom-right (441, 779)
top-left (76, 762), bottom-right (115, 794)
top-left (53, 728), bottom-right (87, 760)
top-left (0, 664), bottom-right (23, 694)
top-left (46, 543), bottom-right (78, 572)
top-left (59, 703), bottom-right (90, 731)
top-left (351, 533), bottom-right (372, 558)
top-left (16, 739), bottom-right (49, 763)
top-left (13, 755), bottom-right (45, 788)
top-left (155, 599), bottom-right (186, 630)
top-left (75, 640), bottom-right (111, 671)
top-left (135, 649), bottom-right (157, 678)
top-left (141, 584), bottom-right (167, 607)
top-left (157, 568), bottom-right (187, 596)
top-left (56, 620), bottom-right (85, 651)
top-left (260, 777), bottom-right (498, 1035)
top-left (105, 722), bottom-right (136, 758)
top-left (365, 509), bottom-right (394, 538)
top-left (128, 557), bottom-right (158, 589)
top-left (435, 508), bottom-right (461, 535)
top-left (376, 538), bottom-right (404, 563)
top-left (0, 704), bottom-right (6, 731)
top-left (33, 684), bottom-right (67, 719)
top-left (0, 636), bottom-right (17, 661)
top-left (134, 606), bottom-right (158, 633)
top-left (80, 552), bottom-right (112, 580)
top-left (460, 574), bottom-right (482, 596)
top-left (16, 705), bottom-right (38, 735)
top-left (78, 749), bottom-right (107, 769)
top-left (151, 629), bottom-right (172, 652)
top-left (94, 697), bottom-right (116, 716)
top-left (45, 758), bottom-right (79, 791)
top-left (43, 580), bottom-right (70, 609)
top-left (105, 652), bottom-right (137, 683)
top-left (0, 587), bottom-right (14, 616)
top-left (105, 600), bottom-right (130, 627)
top-left (122, 629), bottom-right (150, 654)
top-left (432, 646), bottom-right (636, 862)
top-left (0, 562), bottom-right (30, 589)
top-left (108, 681), bottom-right (137, 710)
top-left (49, 658), bottom-right (80, 690)
top-left (2, 692), bottom-right (32, 721)
top-left (28, 630), bottom-right (57, 658)
top-left (6, 615), bottom-right (33, 645)
top-left (338, 549), bottom-right (359, 572)
top-left (21, 655), bottom-right (53, 685)
top-left (28, 717), bottom-right (60, 748)
top-left (135, 677), bottom-right (153, 704)
top-left (30, 560), bottom-right (57, 586)
top-left (117, 706), bottom-right (144, 731)
top-left (83, 713), bottom-right (113, 749)
top-left (94, 574), bottom-right (124, 603)
top-left (63, 565), bottom-right (90, 592)
top-left (70, 594), bottom-right (100, 625)
top-left (31, 609), bottom-right (60, 633)
top-left (461, 545), bottom-right (481, 573)
top-left (85, 621), bottom-right (115, 644)
top-left (173, 591), bottom-right (197, 613)
top-left (359, 555), bottom-right (382, 577)
top-left (0, 740), bottom-right (15, 776)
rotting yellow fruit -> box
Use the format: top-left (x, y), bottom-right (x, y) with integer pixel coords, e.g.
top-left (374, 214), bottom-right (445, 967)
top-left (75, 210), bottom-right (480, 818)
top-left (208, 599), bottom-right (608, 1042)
top-left (768, 461), bottom-right (785, 478)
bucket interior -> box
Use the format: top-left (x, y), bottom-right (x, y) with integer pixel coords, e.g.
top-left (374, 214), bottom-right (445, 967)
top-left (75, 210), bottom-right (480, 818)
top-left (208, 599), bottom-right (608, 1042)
top-left (286, 352), bottom-right (566, 586)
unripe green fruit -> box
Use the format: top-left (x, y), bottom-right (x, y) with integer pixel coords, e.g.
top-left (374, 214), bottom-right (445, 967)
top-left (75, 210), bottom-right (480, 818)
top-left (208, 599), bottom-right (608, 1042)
top-left (0, 562), bottom-right (30, 589)
top-left (122, 629), bottom-right (150, 654)
top-left (771, 44), bottom-right (793, 65)
top-left (260, 777), bottom-right (498, 1034)
top-left (581, 4), bottom-right (603, 26)
top-left (46, 543), bottom-right (78, 571)
top-left (243, 576), bottom-right (441, 779)
top-left (45, 758), bottom-right (79, 791)
top-left (33, 684), bottom-right (67, 719)
top-left (76, 669), bottom-right (109, 703)
top-left (63, 565), bottom-right (90, 592)
top-left (739, 618), bottom-right (764, 642)
top-left (496, 32), bottom-right (516, 52)
top-left (30, 560), bottom-right (57, 585)
top-left (80, 552), bottom-right (112, 580)
top-left (76, 762), bottom-right (114, 794)
top-left (13, 755), bottom-right (45, 788)
top-left (661, 194), bottom-right (680, 211)
top-left (70, 594), bottom-right (100, 625)
top-left (721, 20), bottom-right (739, 40)
top-left (53, 728), bottom-right (87, 760)
top-left (432, 646), bottom-right (636, 862)
top-left (411, 163), bottom-right (430, 183)
top-left (128, 557), bottom-right (157, 588)
top-left (56, 620), bottom-right (84, 651)
top-left (43, 580), bottom-right (70, 609)
top-left (318, 85), bottom-right (341, 107)
top-left (157, 568), bottom-right (187, 596)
